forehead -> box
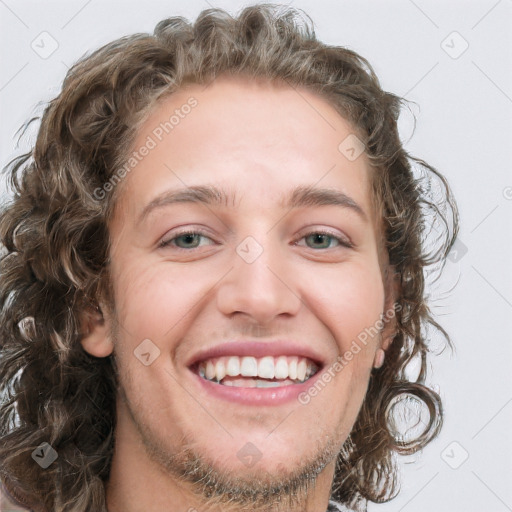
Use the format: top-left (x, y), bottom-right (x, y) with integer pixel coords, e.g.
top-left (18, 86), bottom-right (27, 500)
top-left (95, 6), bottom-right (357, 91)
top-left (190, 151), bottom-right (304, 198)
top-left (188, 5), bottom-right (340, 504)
top-left (112, 75), bottom-right (378, 229)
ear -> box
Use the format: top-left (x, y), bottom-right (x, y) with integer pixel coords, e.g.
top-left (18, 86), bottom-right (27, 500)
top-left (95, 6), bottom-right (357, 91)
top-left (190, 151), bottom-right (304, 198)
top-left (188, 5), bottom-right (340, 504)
top-left (79, 301), bottom-right (114, 358)
top-left (381, 264), bottom-right (401, 352)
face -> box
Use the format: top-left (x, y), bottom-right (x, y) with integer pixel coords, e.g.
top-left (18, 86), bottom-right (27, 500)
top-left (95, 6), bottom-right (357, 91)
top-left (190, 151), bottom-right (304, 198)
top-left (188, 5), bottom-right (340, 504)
top-left (82, 75), bottom-right (396, 509)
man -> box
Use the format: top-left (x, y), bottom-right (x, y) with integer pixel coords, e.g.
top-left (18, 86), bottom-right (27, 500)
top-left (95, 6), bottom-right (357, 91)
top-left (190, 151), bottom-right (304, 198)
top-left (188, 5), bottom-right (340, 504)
top-left (0, 4), bottom-right (458, 512)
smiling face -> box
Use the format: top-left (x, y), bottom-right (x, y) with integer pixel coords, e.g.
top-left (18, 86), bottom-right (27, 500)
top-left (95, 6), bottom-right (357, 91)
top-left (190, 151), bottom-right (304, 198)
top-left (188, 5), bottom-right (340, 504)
top-left (81, 75), bottom-right (397, 511)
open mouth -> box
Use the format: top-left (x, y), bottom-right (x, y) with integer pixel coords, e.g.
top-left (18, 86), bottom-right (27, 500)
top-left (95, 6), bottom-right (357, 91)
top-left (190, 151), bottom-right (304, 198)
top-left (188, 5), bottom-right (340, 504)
top-left (193, 355), bottom-right (320, 388)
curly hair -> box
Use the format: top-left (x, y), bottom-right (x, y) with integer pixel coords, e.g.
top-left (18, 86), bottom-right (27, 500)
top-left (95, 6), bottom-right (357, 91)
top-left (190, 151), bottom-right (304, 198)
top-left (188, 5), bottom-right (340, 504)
top-left (0, 4), bottom-right (459, 511)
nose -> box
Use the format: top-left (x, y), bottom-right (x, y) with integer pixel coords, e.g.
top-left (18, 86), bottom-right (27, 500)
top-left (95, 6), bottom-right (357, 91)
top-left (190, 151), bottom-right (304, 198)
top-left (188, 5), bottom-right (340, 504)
top-left (215, 235), bottom-right (302, 325)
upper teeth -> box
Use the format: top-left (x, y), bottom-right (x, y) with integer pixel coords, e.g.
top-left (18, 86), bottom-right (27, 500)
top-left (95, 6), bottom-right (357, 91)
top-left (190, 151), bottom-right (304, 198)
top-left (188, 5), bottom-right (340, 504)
top-left (197, 355), bottom-right (318, 383)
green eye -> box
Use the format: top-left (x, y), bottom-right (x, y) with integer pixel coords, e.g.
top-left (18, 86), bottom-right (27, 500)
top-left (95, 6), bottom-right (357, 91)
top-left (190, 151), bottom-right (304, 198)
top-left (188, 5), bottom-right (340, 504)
top-left (305, 233), bottom-right (337, 249)
top-left (159, 231), bottom-right (214, 250)
top-left (298, 230), bottom-right (353, 250)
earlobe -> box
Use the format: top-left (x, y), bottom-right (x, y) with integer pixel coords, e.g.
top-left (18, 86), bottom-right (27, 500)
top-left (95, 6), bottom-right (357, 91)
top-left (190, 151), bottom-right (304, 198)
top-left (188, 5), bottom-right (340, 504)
top-left (373, 348), bottom-right (386, 369)
top-left (79, 302), bottom-right (114, 358)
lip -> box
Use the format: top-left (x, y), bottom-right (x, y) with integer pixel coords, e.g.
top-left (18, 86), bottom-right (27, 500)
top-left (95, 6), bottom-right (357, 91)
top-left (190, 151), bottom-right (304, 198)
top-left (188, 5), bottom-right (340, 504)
top-left (187, 340), bottom-right (326, 406)
top-left (191, 364), bottom-right (324, 406)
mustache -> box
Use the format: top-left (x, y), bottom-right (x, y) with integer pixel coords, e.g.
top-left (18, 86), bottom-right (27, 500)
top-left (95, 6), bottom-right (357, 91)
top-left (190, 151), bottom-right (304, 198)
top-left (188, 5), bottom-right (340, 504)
top-left (229, 323), bottom-right (281, 339)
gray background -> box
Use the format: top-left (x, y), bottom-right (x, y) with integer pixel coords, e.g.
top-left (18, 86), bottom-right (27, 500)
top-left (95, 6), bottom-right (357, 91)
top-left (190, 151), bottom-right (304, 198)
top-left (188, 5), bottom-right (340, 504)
top-left (1, 1), bottom-right (511, 511)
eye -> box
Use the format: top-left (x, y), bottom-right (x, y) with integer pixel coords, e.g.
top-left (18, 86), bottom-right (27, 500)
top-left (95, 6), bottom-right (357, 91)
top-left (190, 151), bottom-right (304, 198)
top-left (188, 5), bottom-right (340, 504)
top-left (158, 228), bottom-right (353, 251)
top-left (295, 230), bottom-right (353, 250)
top-left (158, 230), bottom-right (215, 250)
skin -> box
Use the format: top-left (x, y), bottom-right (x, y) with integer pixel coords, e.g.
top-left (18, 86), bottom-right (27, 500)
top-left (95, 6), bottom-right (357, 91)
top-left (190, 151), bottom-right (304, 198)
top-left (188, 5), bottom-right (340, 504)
top-left (81, 75), bottom-right (397, 512)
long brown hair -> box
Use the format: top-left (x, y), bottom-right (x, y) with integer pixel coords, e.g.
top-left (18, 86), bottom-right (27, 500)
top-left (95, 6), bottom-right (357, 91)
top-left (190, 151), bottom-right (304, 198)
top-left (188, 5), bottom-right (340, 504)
top-left (0, 4), bottom-right (459, 511)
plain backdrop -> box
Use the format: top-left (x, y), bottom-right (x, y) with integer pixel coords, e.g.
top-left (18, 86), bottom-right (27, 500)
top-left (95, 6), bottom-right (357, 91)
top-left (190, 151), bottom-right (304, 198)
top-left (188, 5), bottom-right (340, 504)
top-left (1, 1), bottom-right (511, 511)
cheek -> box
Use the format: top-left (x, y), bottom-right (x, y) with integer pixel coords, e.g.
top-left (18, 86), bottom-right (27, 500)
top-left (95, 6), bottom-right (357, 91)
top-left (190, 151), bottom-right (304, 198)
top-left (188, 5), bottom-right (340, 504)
top-left (110, 258), bottom-right (208, 343)
top-left (305, 262), bottom-right (385, 352)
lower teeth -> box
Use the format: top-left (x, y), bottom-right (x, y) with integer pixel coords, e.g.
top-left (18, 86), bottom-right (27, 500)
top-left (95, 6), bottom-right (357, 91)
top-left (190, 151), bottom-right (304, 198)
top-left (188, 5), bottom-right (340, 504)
top-left (208, 377), bottom-right (305, 387)
top-left (225, 379), bottom-right (290, 388)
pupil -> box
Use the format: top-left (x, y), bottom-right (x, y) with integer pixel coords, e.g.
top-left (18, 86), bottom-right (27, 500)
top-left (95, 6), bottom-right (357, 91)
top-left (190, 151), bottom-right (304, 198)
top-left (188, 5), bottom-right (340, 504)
top-left (310, 234), bottom-right (328, 248)
top-left (181, 234), bottom-right (198, 247)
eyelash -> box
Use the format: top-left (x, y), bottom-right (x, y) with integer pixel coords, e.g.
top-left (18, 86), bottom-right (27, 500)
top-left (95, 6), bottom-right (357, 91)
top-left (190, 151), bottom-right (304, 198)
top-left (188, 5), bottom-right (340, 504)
top-left (158, 228), bottom-right (354, 251)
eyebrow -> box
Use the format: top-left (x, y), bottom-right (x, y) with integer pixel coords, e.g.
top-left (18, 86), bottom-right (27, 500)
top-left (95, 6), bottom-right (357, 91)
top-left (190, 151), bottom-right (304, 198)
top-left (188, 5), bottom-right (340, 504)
top-left (284, 185), bottom-right (367, 221)
top-left (138, 184), bottom-right (368, 225)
